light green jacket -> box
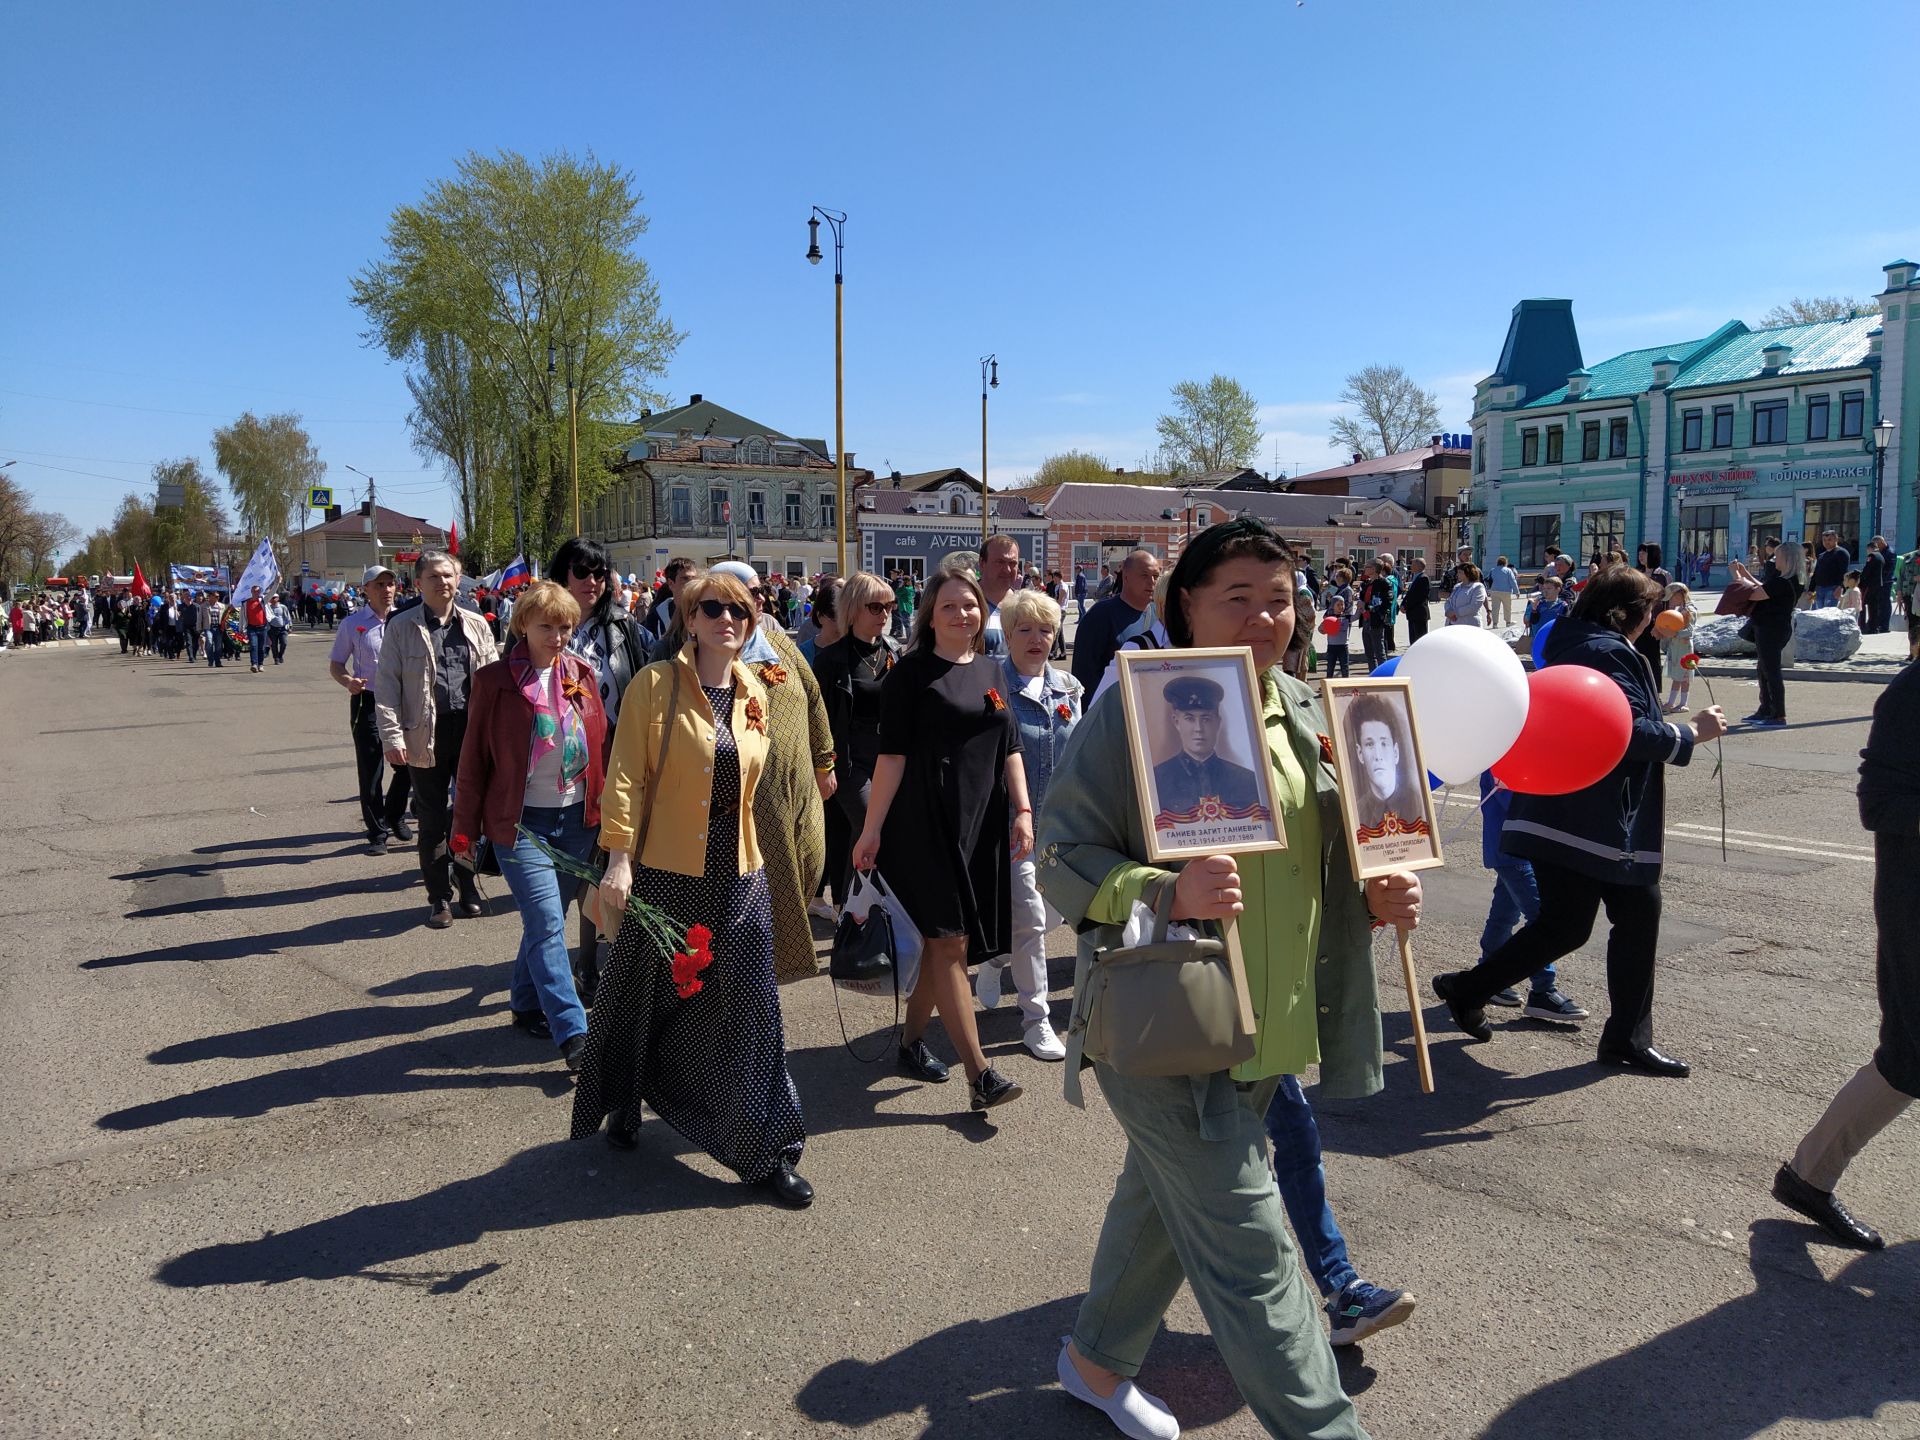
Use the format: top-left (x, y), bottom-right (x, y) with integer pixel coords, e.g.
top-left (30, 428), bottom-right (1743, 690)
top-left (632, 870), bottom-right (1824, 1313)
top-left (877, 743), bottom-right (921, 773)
top-left (1036, 669), bottom-right (1384, 1102)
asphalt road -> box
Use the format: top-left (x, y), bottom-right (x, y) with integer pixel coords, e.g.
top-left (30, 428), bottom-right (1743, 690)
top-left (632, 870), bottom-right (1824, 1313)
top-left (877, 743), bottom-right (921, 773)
top-left (3, 630), bottom-right (1914, 1440)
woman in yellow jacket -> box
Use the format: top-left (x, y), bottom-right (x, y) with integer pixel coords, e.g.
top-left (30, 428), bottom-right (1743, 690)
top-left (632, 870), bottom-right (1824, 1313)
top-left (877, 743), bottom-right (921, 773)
top-left (570, 571), bottom-right (812, 1208)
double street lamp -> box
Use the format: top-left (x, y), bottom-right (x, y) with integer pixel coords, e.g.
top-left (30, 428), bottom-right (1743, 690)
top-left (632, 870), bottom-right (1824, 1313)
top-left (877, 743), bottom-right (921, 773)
top-left (806, 207), bottom-right (849, 576)
top-left (980, 354), bottom-right (998, 549)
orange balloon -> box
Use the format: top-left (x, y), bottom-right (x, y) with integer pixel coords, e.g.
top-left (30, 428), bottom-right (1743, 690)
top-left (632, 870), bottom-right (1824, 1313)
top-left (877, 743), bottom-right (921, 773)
top-left (1653, 609), bottom-right (1686, 639)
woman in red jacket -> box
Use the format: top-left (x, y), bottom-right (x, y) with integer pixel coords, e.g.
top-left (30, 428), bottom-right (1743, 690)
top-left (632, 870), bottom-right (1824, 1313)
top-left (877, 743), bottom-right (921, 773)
top-left (453, 581), bottom-right (610, 1070)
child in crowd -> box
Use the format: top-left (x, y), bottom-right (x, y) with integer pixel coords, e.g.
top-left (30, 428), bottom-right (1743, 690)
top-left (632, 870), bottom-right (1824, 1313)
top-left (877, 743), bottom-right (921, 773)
top-left (1840, 570), bottom-right (1865, 620)
top-left (1524, 573), bottom-right (1568, 631)
top-left (1661, 582), bottom-right (1698, 714)
top-left (1325, 594), bottom-right (1352, 677)
top-left (1471, 771), bottom-right (1587, 1021)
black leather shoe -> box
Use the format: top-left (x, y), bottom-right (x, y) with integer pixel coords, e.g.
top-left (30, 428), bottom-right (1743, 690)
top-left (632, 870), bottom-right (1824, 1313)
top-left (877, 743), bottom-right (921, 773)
top-left (511, 1008), bottom-right (553, 1040)
top-left (390, 820), bottom-right (414, 842)
top-left (561, 1034), bottom-right (587, 1072)
top-left (425, 901), bottom-right (453, 930)
top-left (898, 1039), bottom-right (951, 1083)
top-left (970, 1066), bottom-right (1023, 1111)
top-left (454, 892), bottom-right (485, 918)
top-left (604, 1109), bottom-right (638, 1151)
top-left (759, 1160), bottom-right (814, 1209)
top-left (367, 836), bottom-right (389, 855)
top-left (1597, 1040), bottom-right (1691, 1077)
top-left (1431, 972), bottom-right (1492, 1042)
top-left (1773, 1163), bottom-right (1885, 1250)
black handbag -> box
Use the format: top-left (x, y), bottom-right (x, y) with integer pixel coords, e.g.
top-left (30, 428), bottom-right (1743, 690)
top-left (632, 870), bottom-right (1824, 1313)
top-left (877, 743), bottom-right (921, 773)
top-left (828, 898), bottom-right (901, 1062)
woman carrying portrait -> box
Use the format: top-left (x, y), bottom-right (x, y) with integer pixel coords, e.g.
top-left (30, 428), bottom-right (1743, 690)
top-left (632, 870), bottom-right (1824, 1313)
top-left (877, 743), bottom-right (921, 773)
top-left (1037, 517), bottom-right (1422, 1440)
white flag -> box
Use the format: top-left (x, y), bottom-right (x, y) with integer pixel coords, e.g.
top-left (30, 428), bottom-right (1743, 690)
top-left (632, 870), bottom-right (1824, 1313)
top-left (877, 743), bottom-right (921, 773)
top-left (230, 539), bottom-right (280, 605)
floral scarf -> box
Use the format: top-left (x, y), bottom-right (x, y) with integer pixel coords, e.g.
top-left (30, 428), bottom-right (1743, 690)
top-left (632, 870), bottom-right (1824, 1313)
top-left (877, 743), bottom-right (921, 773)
top-left (510, 644), bottom-right (589, 797)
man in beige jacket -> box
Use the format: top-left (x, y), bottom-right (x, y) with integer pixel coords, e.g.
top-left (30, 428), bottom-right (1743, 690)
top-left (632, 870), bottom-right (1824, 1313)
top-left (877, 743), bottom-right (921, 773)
top-left (375, 551), bottom-right (500, 928)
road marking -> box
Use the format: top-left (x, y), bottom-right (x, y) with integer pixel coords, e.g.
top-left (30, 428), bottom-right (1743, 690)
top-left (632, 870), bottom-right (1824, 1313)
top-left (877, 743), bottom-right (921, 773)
top-left (1438, 790), bottom-right (1873, 862)
top-left (1668, 831), bottom-right (1873, 863)
top-left (1670, 822), bottom-right (1872, 854)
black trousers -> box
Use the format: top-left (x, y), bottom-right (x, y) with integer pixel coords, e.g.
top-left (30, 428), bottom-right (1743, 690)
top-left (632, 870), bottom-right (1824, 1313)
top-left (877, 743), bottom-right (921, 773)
top-left (1755, 622), bottom-right (1790, 720)
top-left (1406, 608), bottom-right (1429, 645)
top-left (831, 770), bottom-right (872, 902)
top-left (184, 629), bottom-right (201, 661)
top-left (1875, 832), bottom-right (1920, 1097)
top-left (1454, 858), bottom-right (1661, 1051)
top-left (350, 693), bottom-right (412, 841)
top-left (410, 708), bottom-right (473, 906)
top-left (269, 627), bottom-right (288, 662)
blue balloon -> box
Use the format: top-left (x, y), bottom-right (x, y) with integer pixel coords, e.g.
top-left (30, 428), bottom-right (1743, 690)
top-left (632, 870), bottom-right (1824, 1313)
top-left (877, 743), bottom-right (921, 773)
top-left (1370, 656), bottom-right (1399, 677)
top-left (1530, 618), bottom-right (1556, 670)
top-left (1429, 771), bottom-right (1445, 791)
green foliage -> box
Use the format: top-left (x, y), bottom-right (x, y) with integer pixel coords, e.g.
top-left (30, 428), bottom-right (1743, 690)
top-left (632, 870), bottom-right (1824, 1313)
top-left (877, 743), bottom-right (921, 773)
top-left (84, 461), bottom-right (230, 579)
top-left (1756, 296), bottom-right (1878, 327)
top-left (211, 412), bottom-right (325, 545)
top-left (1329, 364), bottom-right (1441, 460)
top-left (352, 149), bottom-right (683, 567)
top-left (1155, 375), bottom-right (1262, 477)
top-left (1024, 450), bottom-right (1115, 488)
top-left (0, 473), bottom-right (80, 584)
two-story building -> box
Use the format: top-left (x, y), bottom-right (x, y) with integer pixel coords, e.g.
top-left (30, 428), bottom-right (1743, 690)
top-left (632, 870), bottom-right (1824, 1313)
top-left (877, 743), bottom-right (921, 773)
top-left (287, 505), bottom-right (449, 588)
top-left (586, 396), bottom-right (867, 579)
top-left (853, 471), bottom-right (1047, 579)
top-left (1472, 260), bottom-right (1917, 584)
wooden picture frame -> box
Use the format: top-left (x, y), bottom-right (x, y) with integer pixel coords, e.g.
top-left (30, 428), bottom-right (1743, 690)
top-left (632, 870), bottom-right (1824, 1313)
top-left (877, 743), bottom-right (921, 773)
top-left (1116, 646), bottom-right (1286, 863)
top-left (1320, 677), bottom-right (1446, 880)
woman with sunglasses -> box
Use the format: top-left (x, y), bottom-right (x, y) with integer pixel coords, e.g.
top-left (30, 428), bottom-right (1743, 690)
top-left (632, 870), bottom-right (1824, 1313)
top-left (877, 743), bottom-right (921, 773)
top-left (572, 570), bottom-right (811, 1207)
top-left (851, 562), bottom-right (1031, 1112)
top-left (811, 572), bottom-right (903, 906)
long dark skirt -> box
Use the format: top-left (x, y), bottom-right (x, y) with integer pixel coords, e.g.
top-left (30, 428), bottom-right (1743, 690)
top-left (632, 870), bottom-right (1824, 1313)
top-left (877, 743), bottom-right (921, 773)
top-left (569, 864), bottom-right (805, 1183)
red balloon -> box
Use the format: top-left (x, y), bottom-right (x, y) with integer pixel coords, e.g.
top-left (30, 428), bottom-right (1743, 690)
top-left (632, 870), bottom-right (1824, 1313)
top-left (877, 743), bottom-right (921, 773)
top-left (1491, 666), bottom-right (1633, 795)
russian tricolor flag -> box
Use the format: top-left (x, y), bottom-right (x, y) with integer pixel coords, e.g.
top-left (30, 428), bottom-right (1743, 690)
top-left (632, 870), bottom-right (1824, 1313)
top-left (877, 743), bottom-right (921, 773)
top-left (499, 554), bottom-right (532, 590)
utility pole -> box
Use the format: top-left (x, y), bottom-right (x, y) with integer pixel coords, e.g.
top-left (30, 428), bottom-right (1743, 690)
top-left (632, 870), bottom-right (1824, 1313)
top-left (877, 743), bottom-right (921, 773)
top-left (343, 464), bottom-right (377, 576)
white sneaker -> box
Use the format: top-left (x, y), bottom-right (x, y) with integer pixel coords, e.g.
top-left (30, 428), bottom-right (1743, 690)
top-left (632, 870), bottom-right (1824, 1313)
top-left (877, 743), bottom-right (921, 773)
top-left (1024, 1018), bottom-right (1067, 1061)
top-left (807, 898), bottom-right (838, 922)
top-left (976, 961), bottom-right (1006, 1010)
top-left (1056, 1338), bottom-right (1179, 1439)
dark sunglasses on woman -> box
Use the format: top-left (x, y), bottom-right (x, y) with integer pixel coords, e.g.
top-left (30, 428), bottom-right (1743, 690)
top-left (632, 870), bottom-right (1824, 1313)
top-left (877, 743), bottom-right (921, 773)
top-left (697, 599), bottom-right (753, 621)
top-left (569, 563), bottom-right (608, 581)
top-left (865, 601), bottom-right (897, 616)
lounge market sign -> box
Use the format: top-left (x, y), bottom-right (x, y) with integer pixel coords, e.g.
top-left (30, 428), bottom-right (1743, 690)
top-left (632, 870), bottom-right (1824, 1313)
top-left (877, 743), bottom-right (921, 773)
top-left (1666, 462), bottom-right (1871, 488)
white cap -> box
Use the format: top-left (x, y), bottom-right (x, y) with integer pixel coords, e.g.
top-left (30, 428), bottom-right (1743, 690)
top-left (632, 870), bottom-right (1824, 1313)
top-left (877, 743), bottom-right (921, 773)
top-left (710, 561), bottom-right (760, 587)
top-left (363, 564), bottom-right (398, 585)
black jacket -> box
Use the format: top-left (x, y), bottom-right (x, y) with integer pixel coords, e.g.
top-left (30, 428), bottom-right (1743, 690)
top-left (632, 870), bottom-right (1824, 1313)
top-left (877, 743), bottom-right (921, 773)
top-left (1403, 572), bottom-right (1431, 616)
top-left (1859, 660), bottom-right (1920, 837)
top-left (1501, 617), bottom-right (1695, 885)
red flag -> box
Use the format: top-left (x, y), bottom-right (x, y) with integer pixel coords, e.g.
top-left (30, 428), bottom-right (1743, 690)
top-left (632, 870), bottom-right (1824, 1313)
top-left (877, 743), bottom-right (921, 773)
top-left (448, 520), bottom-right (460, 556)
top-left (130, 562), bottom-right (152, 598)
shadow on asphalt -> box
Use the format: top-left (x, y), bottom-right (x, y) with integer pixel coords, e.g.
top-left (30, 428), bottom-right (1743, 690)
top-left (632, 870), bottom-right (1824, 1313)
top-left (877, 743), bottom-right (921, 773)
top-left (82, 899), bottom-right (430, 969)
top-left (795, 1295), bottom-right (1255, 1438)
top-left (784, 1042), bottom-right (1008, 1143)
top-left (188, 832), bottom-right (361, 855)
top-left (111, 844), bottom-right (367, 882)
top-left (153, 1138), bottom-right (756, 1291)
top-left (1478, 1223), bottom-right (1918, 1438)
top-left (122, 867), bottom-right (417, 920)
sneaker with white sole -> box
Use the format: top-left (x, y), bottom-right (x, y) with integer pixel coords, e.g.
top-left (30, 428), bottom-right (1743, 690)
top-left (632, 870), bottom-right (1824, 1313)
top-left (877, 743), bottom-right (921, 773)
top-left (976, 961), bottom-right (1007, 1010)
top-left (1024, 1018), bottom-right (1067, 1061)
top-left (807, 898), bottom-right (838, 922)
top-left (1056, 1338), bottom-right (1180, 1439)
top-left (1523, 988), bottom-right (1589, 1023)
top-left (1326, 1281), bottom-right (1416, 1345)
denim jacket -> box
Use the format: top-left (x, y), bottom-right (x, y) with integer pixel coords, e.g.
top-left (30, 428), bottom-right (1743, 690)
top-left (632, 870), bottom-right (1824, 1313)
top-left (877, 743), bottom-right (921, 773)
top-left (997, 657), bottom-right (1083, 818)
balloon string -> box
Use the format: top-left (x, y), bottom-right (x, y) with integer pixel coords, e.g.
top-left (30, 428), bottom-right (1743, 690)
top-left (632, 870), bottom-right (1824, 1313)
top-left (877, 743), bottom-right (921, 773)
top-left (1438, 783), bottom-right (1496, 849)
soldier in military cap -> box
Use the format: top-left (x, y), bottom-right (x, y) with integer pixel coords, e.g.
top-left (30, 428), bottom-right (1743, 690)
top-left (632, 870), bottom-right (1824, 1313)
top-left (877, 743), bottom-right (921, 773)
top-left (1151, 674), bottom-right (1264, 827)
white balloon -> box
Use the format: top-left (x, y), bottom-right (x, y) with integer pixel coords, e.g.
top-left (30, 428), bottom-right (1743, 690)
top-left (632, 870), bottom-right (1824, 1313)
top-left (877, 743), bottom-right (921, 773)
top-left (1395, 627), bottom-right (1531, 784)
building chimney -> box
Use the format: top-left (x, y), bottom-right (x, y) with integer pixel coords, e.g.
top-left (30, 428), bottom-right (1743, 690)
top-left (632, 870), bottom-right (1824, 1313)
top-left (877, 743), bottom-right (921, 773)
top-left (689, 393), bottom-right (703, 405)
top-left (842, 452), bottom-right (854, 472)
top-left (1352, 453), bottom-right (1364, 465)
top-left (1114, 467), bottom-right (1126, 475)
top-left (890, 468), bottom-right (902, 488)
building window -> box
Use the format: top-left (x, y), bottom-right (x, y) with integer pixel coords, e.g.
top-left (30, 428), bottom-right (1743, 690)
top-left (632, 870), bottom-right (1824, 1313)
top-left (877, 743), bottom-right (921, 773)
top-left (1752, 399), bottom-right (1787, 446)
top-left (1581, 422), bottom-right (1601, 462)
top-left (1545, 425), bottom-right (1564, 464)
top-left (1803, 497), bottom-right (1861, 558)
top-left (1474, 439), bottom-right (1484, 474)
top-left (670, 487), bottom-right (692, 526)
top-left (1396, 547), bottom-right (1425, 571)
top-left (819, 491), bottom-right (836, 533)
top-left (1746, 510), bottom-right (1783, 563)
top-left (1579, 509), bottom-right (1627, 561)
top-left (1681, 409), bottom-right (1703, 451)
top-left (1807, 395), bottom-right (1831, 441)
top-left (748, 491), bottom-right (766, 526)
top-left (1071, 542), bottom-right (1100, 573)
top-left (708, 488), bottom-right (729, 527)
top-left (1679, 504), bottom-right (1730, 573)
top-left (1711, 405), bottom-right (1734, 449)
top-left (784, 491), bottom-right (802, 527)
top-left (1839, 390), bottom-right (1865, 438)
top-left (1520, 428), bottom-right (1540, 466)
top-left (1517, 513), bottom-right (1560, 569)
top-left (1608, 417), bottom-right (1629, 458)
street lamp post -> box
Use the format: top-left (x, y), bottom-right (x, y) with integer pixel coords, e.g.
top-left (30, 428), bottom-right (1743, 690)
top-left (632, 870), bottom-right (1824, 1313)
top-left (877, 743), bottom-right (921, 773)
top-left (806, 208), bottom-right (849, 576)
top-left (1872, 416), bottom-right (1896, 548)
top-left (979, 355), bottom-right (999, 551)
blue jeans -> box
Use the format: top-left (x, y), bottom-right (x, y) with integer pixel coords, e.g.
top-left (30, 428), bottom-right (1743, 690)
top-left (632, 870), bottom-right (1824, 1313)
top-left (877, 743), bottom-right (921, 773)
top-left (1476, 860), bottom-right (1557, 991)
top-left (500, 803), bottom-right (592, 1045)
top-left (247, 625), bottom-right (267, 668)
top-left (1816, 585), bottom-right (1840, 608)
top-left (1263, 1074), bottom-right (1358, 1298)
top-left (206, 633), bottom-right (223, 667)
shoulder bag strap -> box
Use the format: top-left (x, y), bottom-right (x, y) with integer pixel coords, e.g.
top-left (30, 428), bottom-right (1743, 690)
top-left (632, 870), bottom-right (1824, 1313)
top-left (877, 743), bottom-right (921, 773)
top-left (631, 664), bottom-right (681, 860)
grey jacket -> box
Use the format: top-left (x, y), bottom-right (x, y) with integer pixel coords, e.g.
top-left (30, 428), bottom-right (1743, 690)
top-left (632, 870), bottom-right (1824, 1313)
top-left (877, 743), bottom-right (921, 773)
top-left (373, 603), bottom-right (500, 768)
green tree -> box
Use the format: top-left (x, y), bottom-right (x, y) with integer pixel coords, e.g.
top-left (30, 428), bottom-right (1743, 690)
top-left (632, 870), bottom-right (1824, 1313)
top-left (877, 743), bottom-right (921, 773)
top-left (68, 526), bottom-right (117, 579)
top-left (1329, 364), bottom-right (1442, 460)
top-left (0, 473), bottom-right (80, 584)
top-left (147, 459), bottom-right (230, 575)
top-left (1154, 375), bottom-right (1262, 477)
top-left (352, 148), bottom-right (683, 559)
top-left (1756, 296), bottom-right (1878, 327)
top-left (1024, 450), bottom-right (1115, 488)
top-left (212, 412), bottom-right (324, 545)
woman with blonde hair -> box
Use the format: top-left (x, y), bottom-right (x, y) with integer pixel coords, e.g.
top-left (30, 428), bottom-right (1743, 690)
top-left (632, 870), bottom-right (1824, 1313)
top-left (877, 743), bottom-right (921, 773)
top-left (853, 566), bottom-right (1031, 1111)
top-left (1729, 537), bottom-right (1805, 727)
top-left (812, 571), bottom-right (901, 902)
top-left (451, 581), bottom-right (609, 1068)
top-left (571, 570), bottom-right (812, 1207)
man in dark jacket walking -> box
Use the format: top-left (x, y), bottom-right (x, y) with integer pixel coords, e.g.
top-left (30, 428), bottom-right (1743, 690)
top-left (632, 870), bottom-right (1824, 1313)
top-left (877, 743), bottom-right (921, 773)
top-left (1402, 558), bottom-right (1431, 644)
top-left (1860, 536), bottom-right (1893, 634)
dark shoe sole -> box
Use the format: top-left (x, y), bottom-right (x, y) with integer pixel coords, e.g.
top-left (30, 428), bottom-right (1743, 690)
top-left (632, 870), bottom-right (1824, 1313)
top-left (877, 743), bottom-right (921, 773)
top-left (1772, 1165), bottom-right (1884, 1250)
top-left (898, 1048), bottom-right (951, 1083)
top-left (1597, 1046), bottom-right (1691, 1078)
top-left (971, 1078), bottom-right (1024, 1111)
top-left (604, 1110), bottom-right (638, 1151)
top-left (425, 907), bottom-right (453, 930)
top-left (1431, 973), bottom-right (1492, 1042)
top-left (759, 1169), bottom-right (815, 1208)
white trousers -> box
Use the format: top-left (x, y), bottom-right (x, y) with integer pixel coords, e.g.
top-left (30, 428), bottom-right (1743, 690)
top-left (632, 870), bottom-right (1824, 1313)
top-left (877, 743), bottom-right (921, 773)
top-left (1491, 590), bottom-right (1514, 627)
top-left (987, 854), bottom-right (1057, 1025)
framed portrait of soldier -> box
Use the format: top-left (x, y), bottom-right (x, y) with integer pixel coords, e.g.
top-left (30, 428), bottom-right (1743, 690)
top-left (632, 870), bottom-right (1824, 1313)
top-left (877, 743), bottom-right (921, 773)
top-left (1116, 646), bottom-right (1285, 863)
top-left (1320, 677), bottom-right (1445, 879)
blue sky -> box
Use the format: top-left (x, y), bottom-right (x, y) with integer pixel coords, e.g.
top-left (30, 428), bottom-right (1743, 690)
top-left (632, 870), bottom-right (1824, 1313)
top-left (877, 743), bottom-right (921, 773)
top-left (5, 0), bottom-right (1915, 550)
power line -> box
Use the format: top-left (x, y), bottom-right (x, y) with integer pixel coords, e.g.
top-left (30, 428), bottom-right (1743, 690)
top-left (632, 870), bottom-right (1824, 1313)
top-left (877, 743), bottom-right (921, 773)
top-left (0, 386), bottom-right (399, 424)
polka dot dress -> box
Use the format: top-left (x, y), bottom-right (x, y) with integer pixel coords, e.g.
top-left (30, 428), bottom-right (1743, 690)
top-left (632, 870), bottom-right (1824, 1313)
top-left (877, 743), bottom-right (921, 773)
top-left (570, 683), bottom-right (806, 1182)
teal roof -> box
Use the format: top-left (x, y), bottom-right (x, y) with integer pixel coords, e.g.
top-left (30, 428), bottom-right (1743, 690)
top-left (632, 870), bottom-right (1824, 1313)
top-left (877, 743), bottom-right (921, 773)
top-left (1522, 335), bottom-right (1716, 407)
top-left (1668, 315), bottom-right (1879, 390)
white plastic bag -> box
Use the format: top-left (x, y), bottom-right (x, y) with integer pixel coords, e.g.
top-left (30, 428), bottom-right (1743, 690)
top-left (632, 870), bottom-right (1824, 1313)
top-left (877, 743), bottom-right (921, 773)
top-left (846, 870), bottom-right (923, 997)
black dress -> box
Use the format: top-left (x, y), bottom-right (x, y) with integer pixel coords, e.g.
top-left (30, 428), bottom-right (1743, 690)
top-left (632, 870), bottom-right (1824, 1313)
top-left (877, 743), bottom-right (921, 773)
top-left (876, 648), bottom-right (1021, 964)
top-left (570, 683), bottom-right (805, 1182)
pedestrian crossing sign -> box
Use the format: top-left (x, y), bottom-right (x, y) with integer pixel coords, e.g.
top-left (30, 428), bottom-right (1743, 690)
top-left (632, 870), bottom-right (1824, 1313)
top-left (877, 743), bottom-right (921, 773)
top-left (308, 486), bottom-right (333, 509)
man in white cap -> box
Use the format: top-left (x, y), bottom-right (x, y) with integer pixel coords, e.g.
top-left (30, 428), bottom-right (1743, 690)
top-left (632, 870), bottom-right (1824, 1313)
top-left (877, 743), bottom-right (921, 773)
top-left (329, 564), bottom-right (413, 854)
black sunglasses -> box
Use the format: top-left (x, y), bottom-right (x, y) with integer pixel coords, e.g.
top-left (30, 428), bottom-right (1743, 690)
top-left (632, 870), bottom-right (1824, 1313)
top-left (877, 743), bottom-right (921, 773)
top-left (569, 563), bottom-right (608, 581)
top-left (697, 599), bottom-right (753, 621)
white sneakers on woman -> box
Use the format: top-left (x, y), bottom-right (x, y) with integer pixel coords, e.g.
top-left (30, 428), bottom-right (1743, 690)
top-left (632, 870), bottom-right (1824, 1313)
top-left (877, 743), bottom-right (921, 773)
top-left (1056, 1337), bottom-right (1180, 1439)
